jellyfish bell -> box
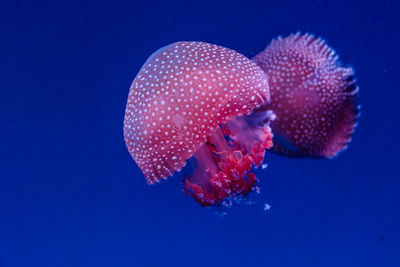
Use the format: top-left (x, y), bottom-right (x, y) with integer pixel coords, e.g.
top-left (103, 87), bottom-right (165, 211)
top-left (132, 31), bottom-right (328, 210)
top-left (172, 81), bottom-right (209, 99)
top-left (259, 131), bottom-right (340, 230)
top-left (123, 41), bottom-right (273, 207)
top-left (252, 33), bottom-right (360, 158)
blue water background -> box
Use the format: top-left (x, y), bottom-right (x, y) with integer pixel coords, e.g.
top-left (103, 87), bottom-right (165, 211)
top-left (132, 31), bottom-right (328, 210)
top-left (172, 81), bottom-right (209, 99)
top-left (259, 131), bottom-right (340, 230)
top-left (1, 0), bottom-right (399, 266)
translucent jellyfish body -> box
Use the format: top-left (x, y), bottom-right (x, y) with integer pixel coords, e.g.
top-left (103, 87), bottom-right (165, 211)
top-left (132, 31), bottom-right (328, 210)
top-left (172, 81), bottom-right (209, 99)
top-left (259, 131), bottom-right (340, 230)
top-left (253, 33), bottom-right (359, 158)
top-left (124, 41), bottom-right (273, 206)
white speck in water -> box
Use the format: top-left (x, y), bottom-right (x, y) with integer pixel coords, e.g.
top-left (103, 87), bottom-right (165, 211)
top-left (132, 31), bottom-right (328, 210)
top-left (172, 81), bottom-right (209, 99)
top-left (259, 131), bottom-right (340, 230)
top-left (261, 163), bottom-right (268, 169)
top-left (264, 203), bottom-right (271, 211)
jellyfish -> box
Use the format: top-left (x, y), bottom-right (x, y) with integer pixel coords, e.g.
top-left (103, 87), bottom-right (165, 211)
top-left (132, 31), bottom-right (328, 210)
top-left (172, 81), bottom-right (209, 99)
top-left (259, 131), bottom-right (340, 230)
top-left (124, 41), bottom-right (274, 206)
top-left (252, 33), bottom-right (360, 158)
top-left (124, 34), bottom-right (360, 207)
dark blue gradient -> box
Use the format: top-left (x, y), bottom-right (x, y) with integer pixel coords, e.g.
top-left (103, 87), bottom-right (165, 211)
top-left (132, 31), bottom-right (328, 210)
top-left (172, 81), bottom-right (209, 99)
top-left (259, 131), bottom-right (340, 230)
top-left (1, 0), bottom-right (399, 266)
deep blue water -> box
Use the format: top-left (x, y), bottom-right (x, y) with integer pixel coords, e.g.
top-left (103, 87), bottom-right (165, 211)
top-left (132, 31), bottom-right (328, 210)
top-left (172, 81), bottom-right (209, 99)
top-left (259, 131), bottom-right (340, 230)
top-left (1, 0), bottom-right (399, 266)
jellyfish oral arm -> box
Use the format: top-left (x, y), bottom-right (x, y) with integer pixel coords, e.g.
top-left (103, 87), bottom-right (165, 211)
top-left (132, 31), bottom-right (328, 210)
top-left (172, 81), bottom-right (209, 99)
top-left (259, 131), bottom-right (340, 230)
top-left (183, 109), bottom-right (274, 207)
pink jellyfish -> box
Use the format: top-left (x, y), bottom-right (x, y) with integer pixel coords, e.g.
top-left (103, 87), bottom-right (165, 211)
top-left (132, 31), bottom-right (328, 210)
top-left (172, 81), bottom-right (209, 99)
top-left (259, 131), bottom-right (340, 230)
top-left (253, 33), bottom-right (359, 158)
top-left (124, 42), bottom-right (273, 206)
